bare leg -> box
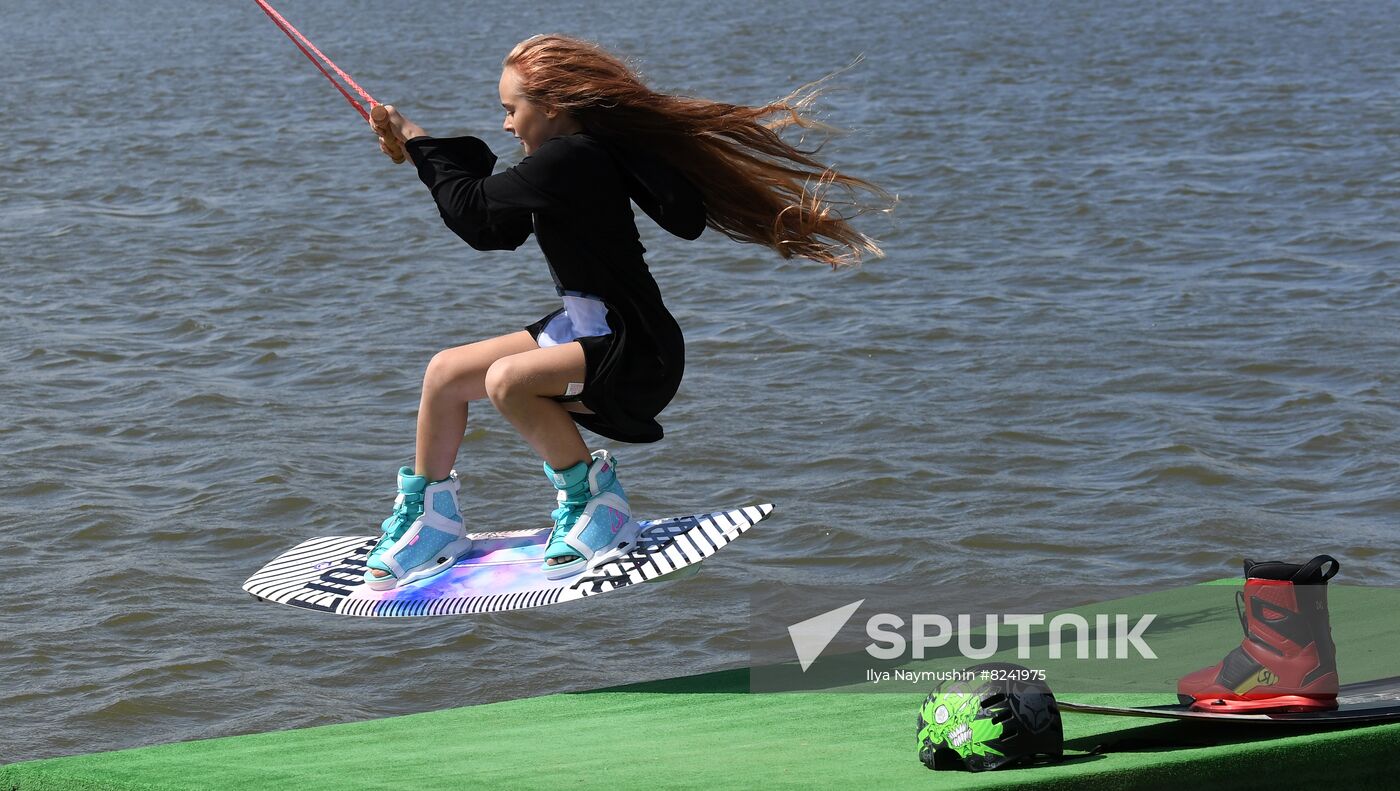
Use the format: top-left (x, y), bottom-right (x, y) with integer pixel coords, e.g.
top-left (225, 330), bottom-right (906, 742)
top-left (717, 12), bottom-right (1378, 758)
top-left (377, 335), bottom-right (592, 579)
top-left (414, 331), bottom-right (538, 481)
top-left (483, 342), bottom-right (591, 470)
top-left (368, 331), bottom-right (541, 581)
top-left (484, 343), bottom-right (600, 569)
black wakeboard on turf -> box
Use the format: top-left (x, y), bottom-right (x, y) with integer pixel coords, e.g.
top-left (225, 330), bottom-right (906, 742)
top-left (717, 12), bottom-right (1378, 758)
top-left (1059, 676), bottom-right (1400, 726)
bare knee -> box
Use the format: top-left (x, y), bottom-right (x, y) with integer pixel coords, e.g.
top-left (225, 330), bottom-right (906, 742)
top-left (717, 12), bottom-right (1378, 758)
top-left (424, 349), bottom-right (481, 401)
top-left (484, 356), bottom-right (526, 408)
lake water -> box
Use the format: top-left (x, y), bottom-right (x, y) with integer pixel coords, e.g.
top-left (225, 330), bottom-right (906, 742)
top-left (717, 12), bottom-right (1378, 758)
top-left (2, 0), bottom-right (1397, 763)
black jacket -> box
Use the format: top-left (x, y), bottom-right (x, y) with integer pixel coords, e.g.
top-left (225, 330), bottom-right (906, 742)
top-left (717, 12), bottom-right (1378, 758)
top-left (404, 132), bottom-right (705, 443)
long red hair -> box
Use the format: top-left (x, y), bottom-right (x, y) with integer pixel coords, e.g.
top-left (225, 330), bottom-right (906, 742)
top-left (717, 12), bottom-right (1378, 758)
top-left (504, 35), bottom-right (888, 268)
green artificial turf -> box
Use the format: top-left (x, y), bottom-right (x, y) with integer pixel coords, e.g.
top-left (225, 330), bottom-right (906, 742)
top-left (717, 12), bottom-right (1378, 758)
top-left (5, 581), bottom-right (1396, 790)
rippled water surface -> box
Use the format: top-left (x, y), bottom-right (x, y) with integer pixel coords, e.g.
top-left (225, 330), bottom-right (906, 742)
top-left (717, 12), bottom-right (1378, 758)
top-left (3, 0), bottom-right (1398, 764)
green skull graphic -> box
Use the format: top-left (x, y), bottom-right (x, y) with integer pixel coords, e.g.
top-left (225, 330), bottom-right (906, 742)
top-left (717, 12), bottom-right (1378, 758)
top-left (917, 691), bottom-right (1005, 762)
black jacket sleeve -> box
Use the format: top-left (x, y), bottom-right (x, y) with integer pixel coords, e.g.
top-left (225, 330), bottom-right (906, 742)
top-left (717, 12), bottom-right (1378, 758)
top-left (405, 135), bottom-right (604, 252)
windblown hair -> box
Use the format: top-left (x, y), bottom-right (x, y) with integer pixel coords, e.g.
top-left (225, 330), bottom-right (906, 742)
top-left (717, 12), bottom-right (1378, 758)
top-left (505, 35), bottom-right (889, 268)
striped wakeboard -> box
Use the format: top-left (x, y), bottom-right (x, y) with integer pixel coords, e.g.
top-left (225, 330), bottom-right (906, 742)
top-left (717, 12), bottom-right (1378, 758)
top-left (242, 504), bottom-right (773, 617)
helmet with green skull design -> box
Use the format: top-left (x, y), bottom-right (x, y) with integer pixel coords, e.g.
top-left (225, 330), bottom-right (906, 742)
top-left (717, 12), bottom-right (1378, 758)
top-left (917, 688), bottom-right (1006, 763)
top-left (915, 663), bottom-right (1063, 772)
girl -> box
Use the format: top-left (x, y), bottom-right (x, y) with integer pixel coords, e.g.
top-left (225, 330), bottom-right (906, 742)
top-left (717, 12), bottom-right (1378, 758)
top-left (364, 34), bottom-right (883, 587)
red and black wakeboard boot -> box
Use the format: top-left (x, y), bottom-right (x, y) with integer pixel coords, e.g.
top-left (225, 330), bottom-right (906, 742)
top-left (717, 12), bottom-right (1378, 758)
top-left (1177, 554), bottom-right (1340, 713)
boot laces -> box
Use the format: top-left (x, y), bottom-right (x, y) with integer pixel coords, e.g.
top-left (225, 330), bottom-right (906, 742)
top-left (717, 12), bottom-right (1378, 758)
top-left (382, 492), bottom-right (424, 541)
top-left (548, 496), bottom-right (588, 546)
top-left (545, 454), bottom-right (615, 553)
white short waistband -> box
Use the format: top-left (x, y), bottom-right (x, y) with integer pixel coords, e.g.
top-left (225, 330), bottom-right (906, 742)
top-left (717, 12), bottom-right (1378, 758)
top-left (537, 294), bottom-right (612, 347)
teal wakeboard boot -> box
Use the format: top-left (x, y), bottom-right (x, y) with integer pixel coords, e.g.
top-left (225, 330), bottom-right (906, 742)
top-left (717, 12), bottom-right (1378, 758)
top-left (364, 468), bottom-right (474, 590)
top-left (541, 450), bottom-right (641, 579)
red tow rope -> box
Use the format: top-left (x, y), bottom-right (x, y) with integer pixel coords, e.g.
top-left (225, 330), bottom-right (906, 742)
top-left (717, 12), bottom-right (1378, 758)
top-left (252, 0), bottom-right (379, 121)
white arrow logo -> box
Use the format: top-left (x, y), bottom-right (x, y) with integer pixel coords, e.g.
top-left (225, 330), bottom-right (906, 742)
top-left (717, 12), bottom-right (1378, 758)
top-left (787, 599), bottom-right (864, 672)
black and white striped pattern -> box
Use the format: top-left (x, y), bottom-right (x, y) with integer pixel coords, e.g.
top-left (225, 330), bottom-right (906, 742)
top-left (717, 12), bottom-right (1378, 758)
top-left (569, 505), bottom-right (774, 597)
top-left (241, 504), bottom-right (773, 618)
top-left (241, 536), bottom-right (375, 613)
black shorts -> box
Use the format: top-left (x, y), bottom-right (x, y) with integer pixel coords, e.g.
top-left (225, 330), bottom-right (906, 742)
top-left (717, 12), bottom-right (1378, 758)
top-left (524, 305), bottom-right (680, 444)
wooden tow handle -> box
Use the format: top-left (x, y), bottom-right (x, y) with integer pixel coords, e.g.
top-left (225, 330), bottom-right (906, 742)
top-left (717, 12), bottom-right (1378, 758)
top-left (371, 104), bottom-right (406, 164)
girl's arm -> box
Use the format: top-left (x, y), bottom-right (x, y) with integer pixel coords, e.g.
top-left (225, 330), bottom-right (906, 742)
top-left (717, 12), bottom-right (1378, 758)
top-left (405, 136), bottom-right (536, 251)
top-left (372, 104), bottom-right (531, 249)
top-left (374, 105), bottom-right (599, 252)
